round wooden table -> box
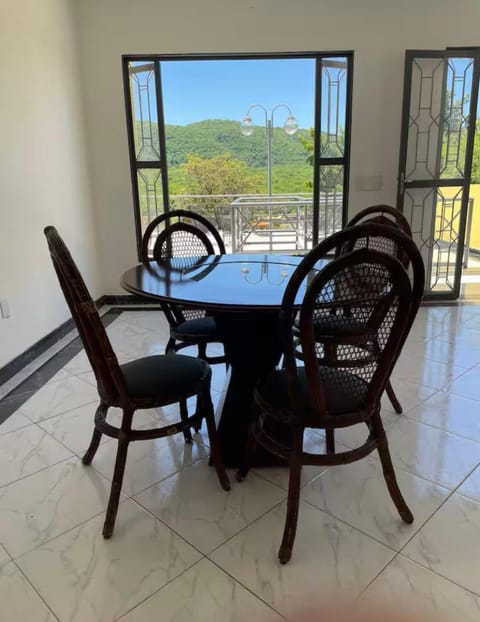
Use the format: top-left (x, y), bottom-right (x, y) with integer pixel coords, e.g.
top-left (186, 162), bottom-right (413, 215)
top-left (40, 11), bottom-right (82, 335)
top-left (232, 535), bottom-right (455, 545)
top-left (122, 253), bottom-right (325, 467)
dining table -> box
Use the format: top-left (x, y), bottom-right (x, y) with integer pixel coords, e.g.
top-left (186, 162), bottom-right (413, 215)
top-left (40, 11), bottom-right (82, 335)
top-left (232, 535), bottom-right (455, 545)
top-left (121, 253), bottom-right (326, 468)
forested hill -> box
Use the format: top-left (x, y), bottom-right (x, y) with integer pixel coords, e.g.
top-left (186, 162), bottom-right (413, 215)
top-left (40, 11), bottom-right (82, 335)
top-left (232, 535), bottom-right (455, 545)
top-left (137, 119), bottom-right (311, 167)
top-left (165, 119), bottom-right (310, 167)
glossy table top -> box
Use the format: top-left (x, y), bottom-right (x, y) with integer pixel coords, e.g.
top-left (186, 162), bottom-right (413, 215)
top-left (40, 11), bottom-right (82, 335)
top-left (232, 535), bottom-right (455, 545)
top-left (122, 253), bottom-right (326, 311)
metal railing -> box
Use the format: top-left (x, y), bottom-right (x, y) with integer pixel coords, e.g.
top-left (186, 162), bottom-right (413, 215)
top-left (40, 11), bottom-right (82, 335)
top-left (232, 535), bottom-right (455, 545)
top-left (169, 193), bottom-right (343, 253)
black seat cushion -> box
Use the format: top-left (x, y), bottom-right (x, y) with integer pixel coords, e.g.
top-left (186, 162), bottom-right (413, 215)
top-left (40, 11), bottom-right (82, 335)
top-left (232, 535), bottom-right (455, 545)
top-left (174, 316), bottom-right (219, 339)
top-left (121, 354), bottom-right (209, 400)
top-left (293, 314), bottom-right (374, 340)
top-left (256, 366), bottom-right (368, 418)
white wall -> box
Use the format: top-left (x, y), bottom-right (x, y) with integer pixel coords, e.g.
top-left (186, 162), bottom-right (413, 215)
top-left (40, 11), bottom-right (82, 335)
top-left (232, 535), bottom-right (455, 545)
top-left (75, 0), bottom-right (480, 293)
top-left (0, 0), bottom-right (102, 367)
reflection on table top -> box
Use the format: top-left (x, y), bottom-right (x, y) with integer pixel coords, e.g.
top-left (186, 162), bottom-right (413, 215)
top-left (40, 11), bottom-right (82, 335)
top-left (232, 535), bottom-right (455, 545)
top-left (122, 253), bottom-right (328, 311)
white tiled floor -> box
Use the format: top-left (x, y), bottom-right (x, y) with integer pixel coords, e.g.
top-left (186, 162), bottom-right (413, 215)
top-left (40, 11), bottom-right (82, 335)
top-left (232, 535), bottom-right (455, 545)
top-left (2, 305), bottom-right (480, 621)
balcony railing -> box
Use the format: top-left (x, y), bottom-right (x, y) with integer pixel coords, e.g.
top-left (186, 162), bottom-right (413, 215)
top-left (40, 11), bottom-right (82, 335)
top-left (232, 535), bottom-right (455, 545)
top-left (168, 193), bottom-right (343, 253)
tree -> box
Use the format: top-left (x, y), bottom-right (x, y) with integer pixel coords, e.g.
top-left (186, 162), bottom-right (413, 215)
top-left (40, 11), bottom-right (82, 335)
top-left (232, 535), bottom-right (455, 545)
top-left (298, 127), bottom-right (315, 167)
top-left (182, 152), bottom-right (261, 195)
top-left (164, 119), bottom-right (310, 168)
top-left (180, 152), bottom-right (263, 227)
top-left (299, 128), bottom-right (344, 190)
top-left (472, 121), bottom-right (480, 183)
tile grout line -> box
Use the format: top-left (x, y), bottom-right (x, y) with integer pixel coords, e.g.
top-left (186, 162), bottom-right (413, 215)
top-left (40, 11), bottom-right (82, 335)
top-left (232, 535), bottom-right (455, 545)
top-left (0, 458), bottom-right (117, 561)
top-left (299, 466), bottom-right (450, 554)
top-left (207, 558), bottom-right (287, 620)
top-left (401, 409), bottom-right (480, 442)
top-left (358, 454), bottom-right (480, 599)
top-left (205, 496), bottom-right (289, 617)
top-left (12, 559), bottom-right (61, 621)
top-left (0, 309), bottom-right (124, 424)
top-left (0, 451), bottom-right (74, 493)
top-left (4, 475), bottom-right (210, 620)
top-left (307, 415), bottom-right (480, 494)
top-left (112, 560), bottom-right (209, 622)
top-left (129, 483), bottom-right (290, 619)
top-left (6, 441), bottom-right (470, 621)
top-left (107, 497), bottom-right (229, 622)
top-left (22, 397), bottom-right (100, 426)
top-left (3, 306), bottom-right (480, 616)
top-left (5, 395), bottom-right (478, 502)
top-left (131, 464), bottom-right (288, 548)
top-left (5, 505), bottom-right (107, 563)
top-left (42, 409), bottom-right (480, 608)
top-left (5, 389), bottom-right (477, 578)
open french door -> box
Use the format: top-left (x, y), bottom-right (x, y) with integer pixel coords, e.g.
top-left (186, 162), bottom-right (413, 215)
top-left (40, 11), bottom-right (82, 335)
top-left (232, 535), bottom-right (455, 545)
top-left (397, 50), bottom-right (480, 299)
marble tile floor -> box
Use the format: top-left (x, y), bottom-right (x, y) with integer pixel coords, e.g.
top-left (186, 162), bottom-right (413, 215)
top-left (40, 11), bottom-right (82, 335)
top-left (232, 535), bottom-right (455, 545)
top-left (2, 305), bottom-right (480, 620)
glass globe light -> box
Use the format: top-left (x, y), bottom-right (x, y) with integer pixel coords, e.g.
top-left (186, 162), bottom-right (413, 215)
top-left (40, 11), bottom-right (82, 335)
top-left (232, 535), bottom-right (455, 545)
top-left (283, 115), bottom-right (299, 135)
top-left (240, 116), bottom-right (254, 136)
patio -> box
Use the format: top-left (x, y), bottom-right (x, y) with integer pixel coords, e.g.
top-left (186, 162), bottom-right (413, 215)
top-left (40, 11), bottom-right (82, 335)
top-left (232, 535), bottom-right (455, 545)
top-left (167, 193), bottom-right (343, 253)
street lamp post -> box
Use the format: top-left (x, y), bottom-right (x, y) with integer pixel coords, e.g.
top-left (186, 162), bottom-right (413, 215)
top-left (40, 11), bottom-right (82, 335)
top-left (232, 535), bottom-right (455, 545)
top-left (240, 103), bottom-right (298, 196)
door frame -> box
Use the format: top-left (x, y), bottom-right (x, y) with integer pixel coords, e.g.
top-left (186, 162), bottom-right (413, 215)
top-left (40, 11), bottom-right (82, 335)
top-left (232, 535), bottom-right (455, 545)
top-left (397, 48), bottom-right (480, 300)
top-left (122, 51), bottom-right (354, 258)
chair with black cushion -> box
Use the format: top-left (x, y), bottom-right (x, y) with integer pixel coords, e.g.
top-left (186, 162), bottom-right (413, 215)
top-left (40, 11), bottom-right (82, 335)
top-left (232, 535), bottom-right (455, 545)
top-left (237, 223), bottom-right (424, 563)
top-left (346, 204), bottom-right (412, 242)
top-left (344, 205), bottom-right (413, 413)
top-left (294, 204), bottom-right (413, 415)
top-left (44, 226), bottom-right (230, 539)
top-left (141, 209), bottom-right (226, 365)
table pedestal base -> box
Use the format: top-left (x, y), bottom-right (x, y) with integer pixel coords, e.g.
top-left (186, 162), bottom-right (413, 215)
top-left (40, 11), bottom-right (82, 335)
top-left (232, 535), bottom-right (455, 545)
top-left (214, 312), bottom-right (288, 468)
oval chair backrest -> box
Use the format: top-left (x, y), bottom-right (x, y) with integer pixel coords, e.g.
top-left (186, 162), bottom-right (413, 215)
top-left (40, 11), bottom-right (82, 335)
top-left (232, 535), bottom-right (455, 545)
top-left (344, 205), bottom-right (413, 268)
top-left (141, 209), bottom-right (226, 263)
top-left (44, 227), bottom-right (127, 403)
top-left (140, 210), bottom-right (225, 326)
top-left (152, 221), bottom-right (215, 271)
top-left (300, 249), bottom-right (412, 422)
top-left (347, 204), bottom-right (412, 237)
top-left (280, 223), bottom-right (425, 426)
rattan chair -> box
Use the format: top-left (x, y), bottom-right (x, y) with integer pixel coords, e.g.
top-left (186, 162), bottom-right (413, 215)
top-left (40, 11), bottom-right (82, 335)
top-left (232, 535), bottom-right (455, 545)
top-left (343, 205), bottom-right (413, 413)
top-left (346, 204), bottom-right (412, 238)
top-left (347, 204), bottom-right (412, 415)
top-left (141, 209), bottom-right (226, 365)
top-left (237, 223), bottom-right (424, 563)
top-left (44, 226), bottom-right (230, 539)
top-left (294, 205), bottom-right (413, 414)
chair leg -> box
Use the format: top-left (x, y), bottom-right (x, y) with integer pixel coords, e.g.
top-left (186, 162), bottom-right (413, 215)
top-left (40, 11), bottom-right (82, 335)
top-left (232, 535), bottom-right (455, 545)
top-left (372, 334), bottom-right (402, 415)
top-left (195, 342), bottom-right (213, 432)
top-left (373, 414), bottom-right (413, 524)
top-left (326, 429), bottom-right (335, 454)
top-left (201, 389), bottom-right (230, 491)
top-left (386, 380), bottom-right (403, 414)
top-left (103, 408), bottom-right (134, 539)
top-left (82, 402), bottom-right (108, 465)
top-left (193, 388), bottom-right (204, 434)
top-left (278, 429), bottom-right (303, 564)
top-left (103, 437), bottom-right (129, 538)
top-left (194, 412), bottom-right (202, 433)
top-left (236, 423), bottom-right (257, 482)
top-left (180, 399), bottom-right (193, 443)
top-left (198, 342), bottom-right (207, 360)
top-left (165, 336), bottom-right (176, 355)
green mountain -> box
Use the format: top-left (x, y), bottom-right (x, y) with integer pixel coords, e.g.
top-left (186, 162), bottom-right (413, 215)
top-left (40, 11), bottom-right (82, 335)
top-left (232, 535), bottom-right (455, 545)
top-left (134, 119), bottom-right (311, 167)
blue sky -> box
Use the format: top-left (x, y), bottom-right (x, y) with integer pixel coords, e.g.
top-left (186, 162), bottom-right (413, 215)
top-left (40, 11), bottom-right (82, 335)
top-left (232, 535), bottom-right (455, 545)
top-left (131, 57), bottom-right (349, 132)
top-left (160, 59), bottom-right (316, 128)
top-left (132, 56), bottom-right (478, 134)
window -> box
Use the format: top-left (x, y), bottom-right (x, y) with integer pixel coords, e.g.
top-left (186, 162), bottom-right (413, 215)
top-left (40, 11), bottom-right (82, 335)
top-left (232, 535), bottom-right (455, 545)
top-left (123, 53), bottom-right (353, 256)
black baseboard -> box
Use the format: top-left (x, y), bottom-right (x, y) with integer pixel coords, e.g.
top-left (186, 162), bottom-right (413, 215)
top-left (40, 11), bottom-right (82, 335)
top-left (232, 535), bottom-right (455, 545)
top-left (102, 294), bottom-right (160, 305)
top-left (0, 309), bottom-right (123, 425)
top-left (0, 296), bottom-right (107, 388)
